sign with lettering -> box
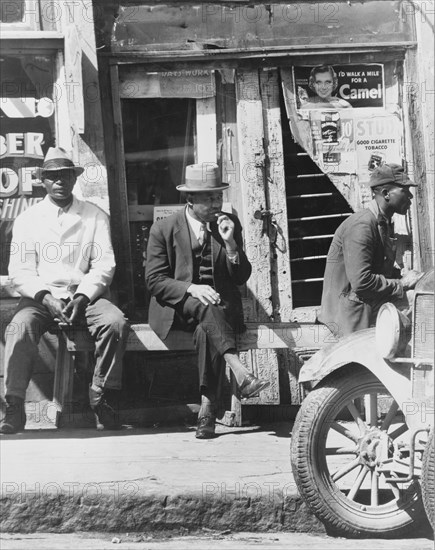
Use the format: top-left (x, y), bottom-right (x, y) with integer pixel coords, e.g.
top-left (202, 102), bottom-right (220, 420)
top-left (355, 115), bottom-right (402, 183)
top-left (294, 64), bottom-right (385, 110)
top-left (0, 55), bottom-right (56, 275)
top-left (119, 68), bottom-right (216, 99)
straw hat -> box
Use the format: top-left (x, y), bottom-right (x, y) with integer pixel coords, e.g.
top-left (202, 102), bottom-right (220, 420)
top-left (176, 163), bottom-right (229, 192)
top-left (34, 147), bottom-right (84, 179)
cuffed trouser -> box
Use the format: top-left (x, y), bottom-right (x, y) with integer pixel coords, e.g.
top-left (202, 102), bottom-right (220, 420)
top-left (4, 297), bottom-right (130, 400)
top-left (176, 297), bottom-right (237, 392)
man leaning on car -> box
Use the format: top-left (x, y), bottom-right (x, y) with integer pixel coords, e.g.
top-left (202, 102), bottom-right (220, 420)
top-left (319, 163), bottom-right (423, 338)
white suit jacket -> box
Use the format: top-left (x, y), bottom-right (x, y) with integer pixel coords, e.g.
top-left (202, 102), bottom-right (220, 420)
top-left (8, 195), bottom-right (115, 302)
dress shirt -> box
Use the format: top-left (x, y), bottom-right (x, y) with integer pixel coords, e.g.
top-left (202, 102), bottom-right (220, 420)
top-left (8, 195), bottom-right (116, 302)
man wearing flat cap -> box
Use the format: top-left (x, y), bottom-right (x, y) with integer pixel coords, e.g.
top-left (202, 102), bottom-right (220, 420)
top-left (0, 147), bottom-right (129, 434)
top-left (145, 163), bottom-right (269, 439)
top-left (319, 163), bottom-right (423, 337)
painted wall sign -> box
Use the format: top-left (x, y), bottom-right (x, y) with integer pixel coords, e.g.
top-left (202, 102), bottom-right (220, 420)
top-left (0, 55), bottom-right (56, 275)
top-left (119, 68), bottom-right (216, 99)
top-left (294, 64), bottom-right (385, 111)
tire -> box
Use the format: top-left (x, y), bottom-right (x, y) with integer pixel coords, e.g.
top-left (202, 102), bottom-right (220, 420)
top-left (291, 365), bottom-right (425, 537)
top-left (422, 427), bottom-right (434, 531)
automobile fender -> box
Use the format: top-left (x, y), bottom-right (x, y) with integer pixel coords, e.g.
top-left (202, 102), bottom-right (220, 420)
top-left (299, 328), bottom-right (419, 425)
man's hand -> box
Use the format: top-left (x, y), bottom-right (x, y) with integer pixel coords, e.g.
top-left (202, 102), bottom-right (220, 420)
top-left (217, 214), bottom-right (237, 251)
top-left (62, 295), bottom-right (90, 324)
top-left (401, 268), bottom-right (424, 290)
top-left (42, 294), bottom-right (71, 324)
top-left (187, 284), bottom-right (221, 306)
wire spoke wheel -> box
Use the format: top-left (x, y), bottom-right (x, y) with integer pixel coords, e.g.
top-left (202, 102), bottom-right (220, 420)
top-left (422, 428), bottom-right (434, 531)
top-left (291, 366), bottom-right (426, 537)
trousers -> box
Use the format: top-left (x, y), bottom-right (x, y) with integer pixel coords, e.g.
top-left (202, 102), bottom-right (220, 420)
top-left (175, 297), bottom-right (238, 392)
top-left (4, 297), bottom-right (130, 400)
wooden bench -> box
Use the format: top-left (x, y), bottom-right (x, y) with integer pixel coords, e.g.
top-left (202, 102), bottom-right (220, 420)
top-left (53, 322), bottom-right (335, 427)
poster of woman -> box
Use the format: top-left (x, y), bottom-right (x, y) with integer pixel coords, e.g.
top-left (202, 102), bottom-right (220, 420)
top-left (294, 64), bottom-right (385, 110)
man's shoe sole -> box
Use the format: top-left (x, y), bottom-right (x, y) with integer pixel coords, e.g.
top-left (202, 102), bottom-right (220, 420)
top-left (240, 380), bottom-right (270, 399)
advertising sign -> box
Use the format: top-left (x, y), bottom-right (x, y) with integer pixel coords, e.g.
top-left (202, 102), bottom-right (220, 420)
top-left (0, 55), bottom-right (55, 275)
top-left (309, 111), bottom-right (356, 174)
top-left (308, 110), bottom-right (402, 179)
top-left (119, 69), bottom-right (216, 99)
top-left (294, 64), bottom-right (385, 110)
top-left (354, 115), bottom-right (402, 183)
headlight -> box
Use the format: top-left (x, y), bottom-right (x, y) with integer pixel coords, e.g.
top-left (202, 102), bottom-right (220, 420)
top-left (375, 303), bottom-right (411, 359)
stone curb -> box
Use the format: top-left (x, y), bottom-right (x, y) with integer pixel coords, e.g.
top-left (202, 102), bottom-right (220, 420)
top-left (0, 493), bottom-right (324, 534)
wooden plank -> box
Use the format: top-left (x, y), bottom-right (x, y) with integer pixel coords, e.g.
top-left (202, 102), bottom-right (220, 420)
top-left (52, 333), bottom-right (75, 427)
top-left (236, 68), bottom-right (279, 405)
top-left (103, 63), bottom-right (135, 315)
top-left (216, 75), bottom-right (241, 214)
top-left (236, 69), bottom-right (272, 320)
top-left (403, 47), bottom-right (434, 271)
top-left (260, 69), bottom-right (292, 321)
top-left (111, 3), bottom-right (415, 53)
top-left (61, 322), bottom-right (336, 353)
top-left (196, 97), bottom-right (217, 163)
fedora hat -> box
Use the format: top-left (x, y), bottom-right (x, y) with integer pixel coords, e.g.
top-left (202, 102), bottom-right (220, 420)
top-left (176, 163), bottom-right (229, 192)
top-left (34, 147), bottom-right (84, 179)
top-left (369, 163), bottom-right (417, 188)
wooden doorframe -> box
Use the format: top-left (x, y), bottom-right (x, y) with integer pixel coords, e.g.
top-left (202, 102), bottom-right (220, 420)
top-left (99, 58), bottom-right (135, 316)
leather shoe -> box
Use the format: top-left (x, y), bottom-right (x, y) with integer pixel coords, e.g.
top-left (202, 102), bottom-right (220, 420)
top-left (89, 386), bottom-right (122, 430)
top-left (196, 414), bottom-right (216, 439)
top-left (0, 396), bottom-right (26, 434)
top-left (239, 374), bottom-right (270, 399)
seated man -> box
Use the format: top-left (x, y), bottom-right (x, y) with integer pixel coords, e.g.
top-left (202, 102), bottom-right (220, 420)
top-left (0, 147), bottom-right (129, 434)
top-left (145, 163), bottom-right (269, 439)
top-left (319, 163), bottom-right (423, 337)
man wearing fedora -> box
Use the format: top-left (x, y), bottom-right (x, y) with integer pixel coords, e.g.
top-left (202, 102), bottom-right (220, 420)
top-left (0, 147), bottom-right (129, 434)
top-left (319, 163), bottom-right (423, 337)
top-left (145, 163), bottom-right (270, 439)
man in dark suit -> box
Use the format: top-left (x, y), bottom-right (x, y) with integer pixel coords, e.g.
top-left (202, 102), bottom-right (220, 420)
top-left (319, 163), bottom-right (423, 337)
top-left (145, 163), bottom-right (269, 439)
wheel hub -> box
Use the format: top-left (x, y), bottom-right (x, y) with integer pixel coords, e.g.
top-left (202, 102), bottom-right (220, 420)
top-left (359, 427), bottom-right (392, 469)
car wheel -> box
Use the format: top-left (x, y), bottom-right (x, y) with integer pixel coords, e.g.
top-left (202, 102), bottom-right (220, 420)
top-left (291, 365), bottom-right (426, 537)
top-left (422, 427), bottom-right (434, 531)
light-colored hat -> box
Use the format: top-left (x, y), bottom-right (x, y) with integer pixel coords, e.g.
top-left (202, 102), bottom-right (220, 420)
top-left (34, 147), bottom-right (84, 178)
top-left (369, 163), bottom-right (417, 188)
top-left (176, 163), bottom-right (229, 192)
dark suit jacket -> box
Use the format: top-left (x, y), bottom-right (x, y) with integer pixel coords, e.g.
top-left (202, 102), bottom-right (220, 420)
top-left (145, 209), bottom-right (252, 339)
top-left (318, 202), bottom-right (403, 337)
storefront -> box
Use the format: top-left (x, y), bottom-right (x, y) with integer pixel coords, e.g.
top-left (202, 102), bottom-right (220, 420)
top-left (92, 0), bottom-right (434, 405)
top-left (92, 2), bottom-right (430, 407)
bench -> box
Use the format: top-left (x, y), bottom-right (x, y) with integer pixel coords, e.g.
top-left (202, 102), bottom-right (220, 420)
top-left (53, 322), bottom-right (334, 427)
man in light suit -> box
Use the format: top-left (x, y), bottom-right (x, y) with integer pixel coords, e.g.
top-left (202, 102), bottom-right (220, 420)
top-left (319, 163), bottom-right (423, 337)
top-left (0, 147), bottom-right (129, 434)
top-left (145, 163), bottom-right (269, 439)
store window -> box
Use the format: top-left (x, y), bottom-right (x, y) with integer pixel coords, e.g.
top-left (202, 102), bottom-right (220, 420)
top-left (122, 98), bottom-right (195, 207)
top-left (121, 97), bottom-right (196, 314)
top-left (117, 67), bottom-right (217, 314)
top-left (0, 54), bottom-right (56, 281)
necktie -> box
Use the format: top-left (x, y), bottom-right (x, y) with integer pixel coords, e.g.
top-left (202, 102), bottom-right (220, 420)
top-left (198, 223), bottom-right (207, 246)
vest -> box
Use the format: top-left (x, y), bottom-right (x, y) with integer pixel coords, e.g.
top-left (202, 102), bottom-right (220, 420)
top-left (190, 225), bottom-right (214, 287)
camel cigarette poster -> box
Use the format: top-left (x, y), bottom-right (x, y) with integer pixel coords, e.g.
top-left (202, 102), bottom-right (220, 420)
top-left (294, 64), bottom-right (385, 111)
